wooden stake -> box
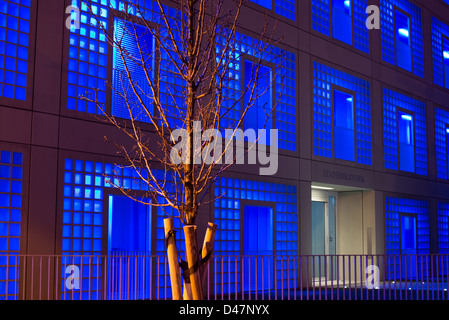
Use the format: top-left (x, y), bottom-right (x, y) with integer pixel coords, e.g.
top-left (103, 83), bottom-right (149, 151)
top-left (201, 223), bottom-right (217, 285)
top-left (183, 225), bottom-right (203, 300)
top-left (164, 218), bottom-right (183, 300)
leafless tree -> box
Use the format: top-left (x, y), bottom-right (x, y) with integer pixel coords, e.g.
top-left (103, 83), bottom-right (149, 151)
top-left (81, 0), bottom-right (285, 300)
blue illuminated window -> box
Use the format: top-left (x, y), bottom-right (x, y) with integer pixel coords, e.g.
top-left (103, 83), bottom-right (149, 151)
top-left (443, 37), bottom-right (449, 88)
top-left (112, 18), bottom-right (154, 122)
top-left (312, 0), bottom-right (369, 53)
top-left (313, 61), bottom-right (372, 165)
top-left (244, 206), bottom-right (273, 255)
top-left (62, 157), bottom-right (178, 300)
top-left (395, 10), bottom-right (412, 72)
top-left (244, 61), bottom-right (273, 145)
top-left (0, 150), bottom-right (23, 300)
top-left (438, 202), bottom-right (449, 254)
top-left (380, 0), bottom-right (424, 77)
top-left (435, 107), bottom-right (449, 179)
top-left (398, 111), bottom-right (415, 172)
top-left (438, 202), bottom-right (449, 276)
top-left (332, 0), bottom-right (353, 45)
top-left (385, 197), bottom-right (429, 280)
top-left (251, 0), bottom-right (272, 10)
top-left (249, 0), bottom-right (295, 20)
top-left (431, 17), bottom-right (449, 89)
top-left (383, 88), bottom-right (427, 175)
top-left (218, 33), bottom-right (297, 151)
top-left (333, 90), bottom-right (355, 161)
top-left (0, 0), bottom-right (31, 100)
top-left (213, 177), bottom-right (297, 295)
top-left (67, 0), bottom-right (109, 113)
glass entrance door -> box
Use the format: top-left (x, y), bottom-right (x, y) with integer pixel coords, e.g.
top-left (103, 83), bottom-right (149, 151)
top-left (311, 191), bottom-right (337, 281)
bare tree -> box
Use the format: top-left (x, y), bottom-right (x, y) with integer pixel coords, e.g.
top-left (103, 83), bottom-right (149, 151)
top-left (81, 0), bottom-right (285, 300)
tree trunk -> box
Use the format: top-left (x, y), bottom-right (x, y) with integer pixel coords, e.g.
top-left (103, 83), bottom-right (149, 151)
top-left (183, 225), bottom-right (203, 300)
top-left (164, 218), bottom-right (183, 300)
top-left (201, 223), bottom-right (217, 285)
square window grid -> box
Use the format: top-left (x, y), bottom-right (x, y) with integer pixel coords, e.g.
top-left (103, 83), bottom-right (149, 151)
top-left (216, 32), bottom-right (297, 151)
top-left (435, 107), bottom-right (449, 179)
top-left (313, 61), bottom-right (372, 165)
top-left (383, 88), bottom-right (427, 175)
top-left (312, 0), bottom-right (370, 53)
top-left (431, 17), bottom-right (449, 88)
top-left (380, 0), bottom-right (424, 77)
top-left (0, 0), bottom-right (31, 100)
top-left (0, 150), bottom-right (23, 300)
top-left (249, 0), bottom-right (295, 20)
top-left (385, 196), bottom-right (429, 281)
top-left (63, 157), bottom-right (180, 300)
top-left (213, 177), bottom-right (298, 295)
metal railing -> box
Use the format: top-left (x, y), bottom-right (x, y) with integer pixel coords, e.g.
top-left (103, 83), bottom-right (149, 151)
top-left (0, 253), bottom-right (448, 300)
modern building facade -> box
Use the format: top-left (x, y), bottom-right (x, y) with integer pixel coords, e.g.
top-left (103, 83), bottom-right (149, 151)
top-left (1, 0), bottom-right (449, 300)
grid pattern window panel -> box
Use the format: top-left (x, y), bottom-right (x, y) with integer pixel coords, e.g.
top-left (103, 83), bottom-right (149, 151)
top-left (383, 88), bottom-right (427, 175)
top-left (274, 0), bottom-right (295, 20)
top-left (67, 1), bottom-right (189, 129)
top-left (438, 202), bottom-right (449, 276)
top-left (312, 61), bottom-right (372, 165)
top-left (311, 0), bottom-right (370, 53)
top-left (62, 158), bottom-right (178, 300)
top-left (0, 0), bottom-right (31, 100)
top-left (67, 0), bottom-right (108, 113)
top-left (435, 107), bottom-right (449, 179)
top-left (380, 0), bottom-right (424, 77)
top-left (438, 202), bottom-right (449, 254)
top-left (431, 17), bottom-right (449, 89)
top-left (0, 150), bottom-right (23, 300)
top-left (216, 32), bottom-right (297, 151)
top-left (385, 197), bottom-right (429, 280)
top-left (249, 0), bottom-right (295, 20)
top-left (213, 177), bottom-right (297, 294)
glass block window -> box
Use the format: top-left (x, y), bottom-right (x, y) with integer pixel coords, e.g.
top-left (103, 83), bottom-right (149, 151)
top-left (435, 107), bottom-right (449, 179)
top-left (438, 202), bottom-right (449, 254)
top-left (312, 61), bottom-right (372, 165)
top-left (431, 16), bottom-right (449, 89)
top-left (380, 0), bottom-right (424, 77)
top-left (385, 196), bottom-right (429, 280)
top-left (62, 157), bottom-right (179, 300)
top-left (383, 88), bottom-right (427, 175)
top-left (213, 177), bottom-right (297, 294)
top-left (217, 32), bottom-right (297, 151)
top-left (0, 150), bottom-right (23, 300)
top-left (312, 0), bottom-right (370, 53)
top-left (67, 0), bottom-right (108, 113)
top-left (250, 0), bottom-right (295, 20)
top-left (0, 0), bottom-right (31, 100)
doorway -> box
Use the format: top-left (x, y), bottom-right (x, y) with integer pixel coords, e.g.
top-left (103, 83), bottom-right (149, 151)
top-left (311, 190), bottom-right (337, 281)
top-left (107, 194), bottom-right (152, 299)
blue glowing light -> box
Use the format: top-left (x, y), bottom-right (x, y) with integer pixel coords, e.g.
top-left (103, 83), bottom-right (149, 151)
top-left (398, 28), bottom-right (410, 38)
